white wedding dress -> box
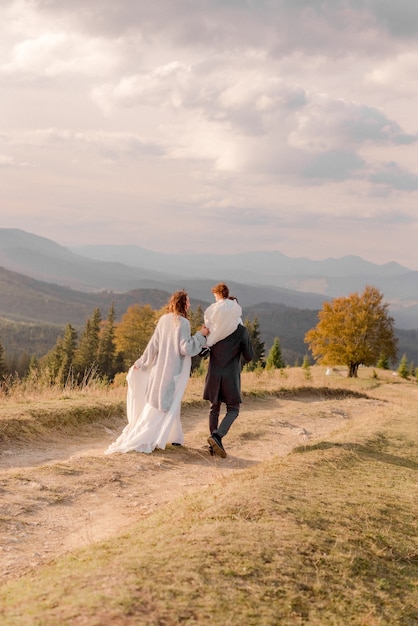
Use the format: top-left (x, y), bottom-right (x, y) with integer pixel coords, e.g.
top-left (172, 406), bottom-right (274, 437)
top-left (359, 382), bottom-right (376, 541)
top-left (105, 357), bottom-right (191, 454)
top-left (105, 312), bottom-right (206, 455)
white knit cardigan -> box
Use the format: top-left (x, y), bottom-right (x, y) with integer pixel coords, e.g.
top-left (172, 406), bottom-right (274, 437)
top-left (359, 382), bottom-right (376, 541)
top-left (134, 312), bottom-right (206, 411)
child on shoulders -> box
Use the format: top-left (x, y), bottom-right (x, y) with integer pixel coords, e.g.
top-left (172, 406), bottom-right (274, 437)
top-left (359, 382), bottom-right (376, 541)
top-left (204, 283), bottom-right (242, 347)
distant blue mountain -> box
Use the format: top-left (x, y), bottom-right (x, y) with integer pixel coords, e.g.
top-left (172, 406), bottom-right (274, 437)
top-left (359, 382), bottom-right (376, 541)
top-left (0, 229), bottom-right (417, 328)
top-left (72, 243), bottom-right (411, 284)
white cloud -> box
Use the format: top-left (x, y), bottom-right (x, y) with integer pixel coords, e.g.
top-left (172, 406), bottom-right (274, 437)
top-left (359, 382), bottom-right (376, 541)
top-left (1, 0), bottom-right (418, 268)
top-left (288, 95), bottom-right (416, 152)
top-left (0, 154), bottom-right (15, 166)
top-left (367, 51), bottom-right (418, 94)
top-left (91, 61), bottom-right (192, 115)
top-left (1, 31), bottom-right (121, 78)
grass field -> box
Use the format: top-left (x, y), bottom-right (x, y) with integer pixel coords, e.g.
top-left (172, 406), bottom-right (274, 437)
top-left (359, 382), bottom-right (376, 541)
top-left (0, 367), bottom-right (417, 625)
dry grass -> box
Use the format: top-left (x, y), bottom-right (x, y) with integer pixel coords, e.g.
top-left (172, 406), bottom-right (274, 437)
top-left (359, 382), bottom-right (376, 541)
top-left (0, 366), bottom-right (417, 625)
top-left (0, 365), bottom-right (384, 444)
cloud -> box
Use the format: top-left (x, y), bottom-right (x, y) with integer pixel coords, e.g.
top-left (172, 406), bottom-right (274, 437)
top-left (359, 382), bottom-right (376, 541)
top-left (1, 31), bottom-right (121, 79)
top-left (289, 96), bottom-right (417, 150)
top-left (366, 51), bottom-right (418, 98)
top-left (28, 0), bottom-right (416, 50)
top-left (301, 150), bottom-right (365, 181)
top-left (1, 0), bottom-right (418, 268)
top-left (364, 0), bottom-right (418, 37)
top-left (0, 152), bottom-right (30, 167)
top-left (0, 154), bottom-right (16, 166)
top-left (370, 162), bottom-right (418, 191)
top-left (91, 62), bottom-right (193, 116)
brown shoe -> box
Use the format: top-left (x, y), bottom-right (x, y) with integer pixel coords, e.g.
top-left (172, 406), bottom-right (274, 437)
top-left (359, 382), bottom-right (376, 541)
top-left (208, 434), bottom-right (227, 458)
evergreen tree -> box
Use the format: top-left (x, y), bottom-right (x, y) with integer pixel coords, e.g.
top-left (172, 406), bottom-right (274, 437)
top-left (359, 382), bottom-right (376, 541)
top-left (189, 304), bottom-right (204, 334)
top-left (44, 335), bottom-right (64, 383)
top-left (302, 354), bottom-right (312, 379)
top-left (266, 337), bottom-right (285, 369)
top-left (377, 352), bottom-right (390, 369)
top-left (28, 354), bottom-right (40, 372)
top-left (302, 354), bottom-right (311, 369)
top-left (244, 317), bottom-right (265, 370)
top-left (60, 324), bottom-right (78, 385)
top-left (73, 308), bottom-right (102, 379)
top-left (16, 351), bottom-right (32, 378)
top-left (25, 355), bottom-right (40, 386)
top-left (189, 304), bottom-right (205, 373)
top-left (0, 340), bottom-right (8, 378)
top-left (98, 304), bottom-right (117, 380)
top-left (398, 353), bottom-right (409, 379)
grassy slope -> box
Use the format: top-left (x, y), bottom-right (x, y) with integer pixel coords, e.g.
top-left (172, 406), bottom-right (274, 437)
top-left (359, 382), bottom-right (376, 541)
top-left (0, 369), bottom-right (417, 626)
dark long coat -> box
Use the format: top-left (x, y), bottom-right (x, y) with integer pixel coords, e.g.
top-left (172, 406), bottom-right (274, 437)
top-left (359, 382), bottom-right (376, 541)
top-left (203, 324), bottom-right (254, 405)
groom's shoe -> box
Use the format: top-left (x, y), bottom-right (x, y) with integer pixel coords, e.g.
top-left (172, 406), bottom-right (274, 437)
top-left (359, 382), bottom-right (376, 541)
top-left (208, 433), bottom-right (227, 458)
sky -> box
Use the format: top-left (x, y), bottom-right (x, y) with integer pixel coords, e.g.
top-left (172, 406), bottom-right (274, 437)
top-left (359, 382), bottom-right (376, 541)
top-left (1, 0), bottom-right (418, 269)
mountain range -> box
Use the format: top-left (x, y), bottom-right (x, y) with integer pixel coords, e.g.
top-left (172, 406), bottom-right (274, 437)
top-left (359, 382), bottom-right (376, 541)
top-left (0, 228), bottom-right (416, 328)
top-left (0, 228), bottom-right (417, 366)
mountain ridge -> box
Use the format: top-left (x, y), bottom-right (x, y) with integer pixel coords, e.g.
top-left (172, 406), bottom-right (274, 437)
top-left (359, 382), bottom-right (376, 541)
top-left (0, 228), bottom-right (417, 329)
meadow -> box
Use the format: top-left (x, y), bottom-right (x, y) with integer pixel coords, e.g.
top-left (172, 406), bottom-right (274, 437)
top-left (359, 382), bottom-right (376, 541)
top-left (0, 366), bottom-right (417, 625)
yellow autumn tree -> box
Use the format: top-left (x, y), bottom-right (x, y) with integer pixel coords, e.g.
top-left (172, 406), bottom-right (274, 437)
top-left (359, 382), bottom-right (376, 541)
top-left (305, 285), bottom-right (397, 377)
top-left (115, 304), bottom-right (157, 368)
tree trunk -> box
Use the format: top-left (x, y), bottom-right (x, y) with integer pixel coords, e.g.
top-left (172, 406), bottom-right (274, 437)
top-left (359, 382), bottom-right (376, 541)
top-left (348, 363), bottom-right (359, 377)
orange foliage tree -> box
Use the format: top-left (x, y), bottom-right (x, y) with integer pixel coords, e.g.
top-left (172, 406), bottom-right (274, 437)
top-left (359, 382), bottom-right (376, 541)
top-left (305, 285), bottom-right (397, 377)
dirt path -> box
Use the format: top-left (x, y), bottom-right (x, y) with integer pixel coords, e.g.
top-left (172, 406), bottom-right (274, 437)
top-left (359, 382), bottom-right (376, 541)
top-left (0, 393), bottom-right (380, 583)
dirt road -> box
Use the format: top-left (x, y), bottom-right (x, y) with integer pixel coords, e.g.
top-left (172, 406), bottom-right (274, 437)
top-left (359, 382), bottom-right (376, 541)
top-left (0, 393), bottom-right (377, 582)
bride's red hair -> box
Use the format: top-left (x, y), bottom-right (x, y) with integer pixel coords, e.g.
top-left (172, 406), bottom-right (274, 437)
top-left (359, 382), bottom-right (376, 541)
top-left (168, 290), bottom-right (189, 318)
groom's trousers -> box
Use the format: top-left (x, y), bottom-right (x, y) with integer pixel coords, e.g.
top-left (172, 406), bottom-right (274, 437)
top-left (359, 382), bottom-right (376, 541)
top-left (209, 403), bottom-right (240, 438)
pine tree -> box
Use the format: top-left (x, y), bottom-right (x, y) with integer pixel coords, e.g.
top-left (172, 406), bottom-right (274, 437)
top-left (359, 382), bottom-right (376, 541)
top-left (16, 351), bottom-right (32, 378)
top-left (60, 324), bottom-right (78, 385)
top-left (244, 317), bottom-right (265, 370)
top-left (302, 354), bottom-right (311, 369)
top-left (302, 354), bottom-right (312, 380)
top-left (398, 353), bottom-right (409, 379)
top-left (44, 335), bottom-right (64, 383)
top-left (377, 352), bottom-right (390, 369)
top-left (189, 304), bottom-right (204, 334)
top-left (98, 304), bottom-right (117, 380)
top-left (189, 304), bottom-right (205, 373)
top-left (266, 337), bottom-right (285, 369)
top-left (42, 323), bottom-right (78, 385)
top-left (73, 308), bottom-right (102, 380)
top-left (0, 340), bottom-right (8, 378)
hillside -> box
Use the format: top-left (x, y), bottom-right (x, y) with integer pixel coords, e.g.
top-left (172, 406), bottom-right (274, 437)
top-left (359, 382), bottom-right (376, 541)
top-left (0, 229), bottom-right (417, 366)
top-left (0, 265), bottom-right (317, 363)
top-left (1, 229), bottom-right (417, 328)
top-left (0, 266), bottom-right (172, 326)
top-left (0, 228), bottom-right (182, 291)
top-left (1, 369), bottom-right (417, 624)
top-left (1, 264), bottom-right (418, 367)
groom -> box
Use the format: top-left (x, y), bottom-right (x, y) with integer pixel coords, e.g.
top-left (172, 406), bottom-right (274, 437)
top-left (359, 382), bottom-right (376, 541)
top-left (203, 298), bottom-right (254, 458)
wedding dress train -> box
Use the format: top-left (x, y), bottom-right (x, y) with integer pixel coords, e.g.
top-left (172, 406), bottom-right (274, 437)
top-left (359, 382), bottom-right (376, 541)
top-left (105, 355), bottom-right (191, 455)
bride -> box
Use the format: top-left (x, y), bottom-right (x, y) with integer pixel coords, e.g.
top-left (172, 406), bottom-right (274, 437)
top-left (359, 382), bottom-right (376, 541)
top-left (105, 290), bottom-right (209, 455)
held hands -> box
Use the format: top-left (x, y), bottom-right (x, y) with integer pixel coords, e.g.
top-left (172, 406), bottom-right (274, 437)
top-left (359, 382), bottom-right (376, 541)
top-left (200, 325), bottom-right (210, 337)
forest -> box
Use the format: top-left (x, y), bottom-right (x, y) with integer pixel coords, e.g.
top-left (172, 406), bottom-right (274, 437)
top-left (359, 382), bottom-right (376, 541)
top-left (1, 293), bottom-right (418, 382)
